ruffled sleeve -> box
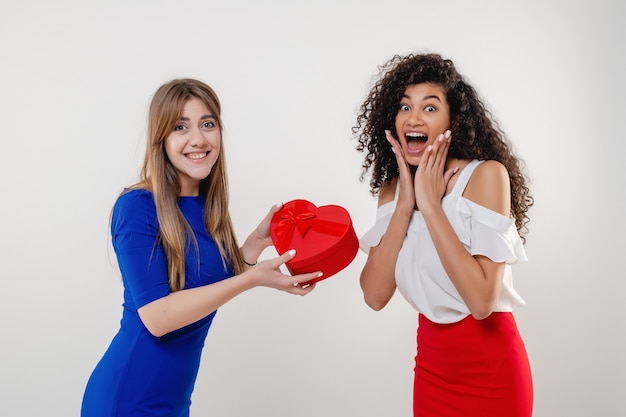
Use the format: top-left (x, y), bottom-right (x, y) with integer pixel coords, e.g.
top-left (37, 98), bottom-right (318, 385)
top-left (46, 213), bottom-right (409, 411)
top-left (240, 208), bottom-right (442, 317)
top-left (457, 198), bottom-right (528, 264)
top-left (359, 201), bottom-right (395, 254)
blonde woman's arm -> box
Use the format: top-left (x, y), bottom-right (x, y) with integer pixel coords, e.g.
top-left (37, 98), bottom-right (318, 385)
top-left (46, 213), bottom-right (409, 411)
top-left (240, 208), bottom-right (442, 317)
top-left (139, 250), bottom-right (320, 337)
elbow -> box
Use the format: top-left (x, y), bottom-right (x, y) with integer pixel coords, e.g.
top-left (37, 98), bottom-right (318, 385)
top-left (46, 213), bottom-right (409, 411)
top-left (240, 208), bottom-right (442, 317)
top-left (468, 299), bottom-right (497, 321)
top-left (364, 295), bottom-right (389, 311)
top-left (140, 317), bottom-right (168, 338)
top-left (360, 280), bottom-right (393, 311)
top-left (361, 280), bottom-right (394, 311)
top-left (470, 309), bottom-right (493, 321)
top-left (137, 303), bottom-right (170, 338)
top-left (359, 267), bottom-right (395, 312)
top-left (147, 327), bottom-right (168, 338)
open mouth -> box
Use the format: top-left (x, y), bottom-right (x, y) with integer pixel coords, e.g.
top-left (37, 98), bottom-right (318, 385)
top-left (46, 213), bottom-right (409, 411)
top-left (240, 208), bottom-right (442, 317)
top-left (405, 132), bottom-right (427, 153)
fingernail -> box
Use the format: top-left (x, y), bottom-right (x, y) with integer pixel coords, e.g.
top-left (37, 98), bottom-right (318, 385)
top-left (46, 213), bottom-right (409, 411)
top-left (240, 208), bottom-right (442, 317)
top-left (444, 130), bottom-right (451, 139)
top-left (275, 202), bottom-right (283, 209)
top-left (385, 130), bottom-right (391, 142)
top-left (288, 249), bottom-right (296, 256)
top-left (317, 272), bottom-right (323, 277)
top-left (438, 134), bottom-right (444, 142)
top-left (427, 145), bottom-right (433, 151)
top-left (454, 166), bottom-right (459, 173)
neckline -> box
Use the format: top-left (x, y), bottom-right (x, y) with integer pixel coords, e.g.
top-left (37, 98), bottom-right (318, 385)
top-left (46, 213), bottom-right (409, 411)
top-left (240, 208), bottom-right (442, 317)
top-left (448, 159), bottom-right (481, 197)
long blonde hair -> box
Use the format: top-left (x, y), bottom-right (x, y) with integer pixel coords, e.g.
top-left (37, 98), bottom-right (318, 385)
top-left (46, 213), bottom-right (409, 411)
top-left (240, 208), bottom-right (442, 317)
top-left (127, 78), bottom-right (244, 291)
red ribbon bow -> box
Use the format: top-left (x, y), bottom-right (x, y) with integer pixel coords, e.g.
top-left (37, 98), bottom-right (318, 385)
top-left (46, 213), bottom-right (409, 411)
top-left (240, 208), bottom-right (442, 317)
top-left (273, 200), bottom-right (347, 253)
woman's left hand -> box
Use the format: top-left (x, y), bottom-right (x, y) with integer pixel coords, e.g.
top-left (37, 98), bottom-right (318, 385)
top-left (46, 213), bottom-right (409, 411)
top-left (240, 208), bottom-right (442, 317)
top-left (241, 203), bottom-right (283, 265)
top-left (253, 203), bottom-right (283, 246)
top-left (414, 131), bottom-right (457, 212)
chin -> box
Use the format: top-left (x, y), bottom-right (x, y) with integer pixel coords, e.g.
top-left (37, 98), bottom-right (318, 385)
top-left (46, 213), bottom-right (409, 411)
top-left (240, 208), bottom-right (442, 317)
top-left (405, 156), bottom-right (422, 167)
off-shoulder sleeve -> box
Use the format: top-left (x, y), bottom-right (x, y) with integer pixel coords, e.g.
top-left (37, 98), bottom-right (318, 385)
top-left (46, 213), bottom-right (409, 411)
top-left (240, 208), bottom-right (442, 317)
top-left (359, 202), bottom-right (395, 254)
top-left (458, 198), bottom-right (527, 264)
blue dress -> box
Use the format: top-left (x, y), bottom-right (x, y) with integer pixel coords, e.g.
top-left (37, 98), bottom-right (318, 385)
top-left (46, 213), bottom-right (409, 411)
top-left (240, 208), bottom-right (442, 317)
top-left (81, 189), bottom-right (233, 417)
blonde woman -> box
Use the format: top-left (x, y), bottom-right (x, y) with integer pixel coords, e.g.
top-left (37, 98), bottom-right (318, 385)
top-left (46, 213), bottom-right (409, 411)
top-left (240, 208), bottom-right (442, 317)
top-left (81, 79), bottom-right (320, 416)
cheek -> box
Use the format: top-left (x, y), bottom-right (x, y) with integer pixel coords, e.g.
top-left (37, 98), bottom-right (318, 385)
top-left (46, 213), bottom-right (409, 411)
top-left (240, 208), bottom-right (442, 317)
top-left (164, 137), bottom-right (176, 161)
top-left (441, 110), bottom-right (451, 129)
top-left (164, 135), bottom-right (185, 166)
top-left (211, 135), bottom-right (222, 155)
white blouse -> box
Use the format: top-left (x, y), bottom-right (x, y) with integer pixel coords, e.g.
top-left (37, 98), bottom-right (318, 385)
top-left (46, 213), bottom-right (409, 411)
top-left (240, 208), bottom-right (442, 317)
top-left (360, 159), bottom-right (527, 324)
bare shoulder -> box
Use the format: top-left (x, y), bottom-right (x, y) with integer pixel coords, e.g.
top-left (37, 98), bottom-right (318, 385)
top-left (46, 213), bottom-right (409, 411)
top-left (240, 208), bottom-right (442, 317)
top-left (377, 178), bottom-right (397, 207)
top-left (463, 160), bottom-right (511, 216)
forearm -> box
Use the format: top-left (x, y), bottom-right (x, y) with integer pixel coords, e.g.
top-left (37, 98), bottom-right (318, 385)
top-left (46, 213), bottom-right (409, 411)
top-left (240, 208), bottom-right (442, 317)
top-left (361, 207), bottom-right (412, 310)
top-left (138, 249), bottom-right (319, 336)
top-left (138, 272), bottom-right (256, 337)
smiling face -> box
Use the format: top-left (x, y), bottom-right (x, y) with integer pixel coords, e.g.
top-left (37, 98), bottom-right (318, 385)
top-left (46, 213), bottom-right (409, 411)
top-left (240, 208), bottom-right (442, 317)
top-left (165, 97), bottom-right (221, 196)
top-left (394, 83), bottom-right (451, 166)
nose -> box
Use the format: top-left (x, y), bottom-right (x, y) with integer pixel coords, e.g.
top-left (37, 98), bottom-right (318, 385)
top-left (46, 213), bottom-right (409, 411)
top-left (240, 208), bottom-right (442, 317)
top-left (189, 127), bottom-right (208, 147)
top-left (406, 109), bottom-right (423, 126)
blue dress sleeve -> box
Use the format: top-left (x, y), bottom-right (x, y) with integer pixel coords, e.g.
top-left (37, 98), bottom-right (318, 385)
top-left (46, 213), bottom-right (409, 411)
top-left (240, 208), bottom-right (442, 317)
top-left (111, 189), bottom-right (171, 309)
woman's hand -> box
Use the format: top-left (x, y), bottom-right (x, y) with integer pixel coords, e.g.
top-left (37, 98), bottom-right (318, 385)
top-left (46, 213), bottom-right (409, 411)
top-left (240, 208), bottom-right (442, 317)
top-left (252, 203), bottom-right (283, 247)
top-left (249, 249), bottom-right (319, 295)
top-left (414, 130), bottom-right (457, 213)
top-left (241, 203), bottom-right (283, 266)
top-left (385, 130), bottom-right (416, 214)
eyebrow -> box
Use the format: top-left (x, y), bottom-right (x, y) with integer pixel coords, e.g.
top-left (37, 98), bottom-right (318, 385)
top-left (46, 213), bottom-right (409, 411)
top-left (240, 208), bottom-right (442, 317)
top-left (402, 94), bottom-right (442, 102)
top-left (178, 114), bottom-right (215, 121)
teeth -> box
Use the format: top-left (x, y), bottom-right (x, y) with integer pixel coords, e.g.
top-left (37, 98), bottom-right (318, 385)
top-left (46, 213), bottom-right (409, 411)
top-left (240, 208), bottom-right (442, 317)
top-left (406, 133), bottom-right (426, 138)
top-left (187, 152), bottom-right (207, 159)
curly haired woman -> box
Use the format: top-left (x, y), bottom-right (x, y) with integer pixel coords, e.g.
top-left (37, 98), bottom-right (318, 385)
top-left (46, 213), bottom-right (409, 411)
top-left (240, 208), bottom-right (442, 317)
top-left (354, 53), bottom-right (534, 417)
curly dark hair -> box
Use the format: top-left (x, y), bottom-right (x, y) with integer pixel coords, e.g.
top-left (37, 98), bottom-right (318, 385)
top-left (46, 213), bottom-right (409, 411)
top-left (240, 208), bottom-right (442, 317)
top-left (353, 53), bottom-right (533, 239)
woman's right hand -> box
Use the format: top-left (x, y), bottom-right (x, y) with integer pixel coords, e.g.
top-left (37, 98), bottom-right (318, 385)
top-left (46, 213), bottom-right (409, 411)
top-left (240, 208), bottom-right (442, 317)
top-left (249, 249), bottom-right (319, 295)
top-left (385, 130), bottom-right (416, 213)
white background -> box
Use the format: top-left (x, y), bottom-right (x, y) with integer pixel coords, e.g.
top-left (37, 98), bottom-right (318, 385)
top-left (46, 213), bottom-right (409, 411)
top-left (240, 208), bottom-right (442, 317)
top-left (1, 1), bottom-right (624, 416)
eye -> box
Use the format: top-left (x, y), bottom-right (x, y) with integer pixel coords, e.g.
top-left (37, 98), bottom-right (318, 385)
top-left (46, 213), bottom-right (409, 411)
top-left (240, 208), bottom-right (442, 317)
top-left (173, 124), bottom-right (186, 131)
top-left (399, 104), bottom-right (410, 112)
top-left (424, 104), bottom-right (436, 112)
top-left (201, 121), bottom-right (215, 129)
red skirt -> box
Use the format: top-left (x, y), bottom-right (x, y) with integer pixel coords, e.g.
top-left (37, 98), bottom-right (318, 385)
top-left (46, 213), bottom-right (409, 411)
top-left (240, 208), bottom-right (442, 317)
top-left (414, 313), bottom-right (533, 417)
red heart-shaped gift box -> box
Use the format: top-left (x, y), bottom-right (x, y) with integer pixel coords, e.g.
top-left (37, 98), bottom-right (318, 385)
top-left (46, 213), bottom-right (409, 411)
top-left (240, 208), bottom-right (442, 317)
top-left (270, 199), bottom-right (358, 285)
